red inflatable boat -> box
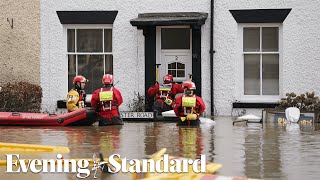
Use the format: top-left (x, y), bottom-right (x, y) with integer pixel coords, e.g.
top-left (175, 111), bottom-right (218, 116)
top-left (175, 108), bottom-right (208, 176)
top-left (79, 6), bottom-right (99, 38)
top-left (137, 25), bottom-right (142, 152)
top-left (0, 108), bottom-right (97, 126)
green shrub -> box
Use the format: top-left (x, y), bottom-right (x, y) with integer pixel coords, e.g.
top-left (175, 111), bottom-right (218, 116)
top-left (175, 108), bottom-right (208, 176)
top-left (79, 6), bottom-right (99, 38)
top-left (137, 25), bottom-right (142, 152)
top-left (0, 82), bottom-right (42, 112)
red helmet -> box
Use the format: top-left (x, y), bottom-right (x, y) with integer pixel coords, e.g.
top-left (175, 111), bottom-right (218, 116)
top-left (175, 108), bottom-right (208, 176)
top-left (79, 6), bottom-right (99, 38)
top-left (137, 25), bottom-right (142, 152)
top-left (102, 74), bottom-right (113, 84)
top-left (182, 81), bottom-right (196, 90)
top-left (73, 75), bottom-right (88, 84)
top-left (163, 74), bottom-right (173, 83)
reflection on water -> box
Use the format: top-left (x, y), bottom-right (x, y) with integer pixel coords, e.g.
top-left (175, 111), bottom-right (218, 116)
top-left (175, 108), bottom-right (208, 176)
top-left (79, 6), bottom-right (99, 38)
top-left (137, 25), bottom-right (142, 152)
top-left (178, 127), bottom-right (203, 159)
top-left (1, 117), bottom-right (320, 179)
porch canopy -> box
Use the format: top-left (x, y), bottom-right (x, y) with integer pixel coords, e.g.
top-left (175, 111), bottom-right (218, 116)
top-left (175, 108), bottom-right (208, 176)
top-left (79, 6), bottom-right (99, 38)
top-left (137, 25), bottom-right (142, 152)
top-left (130, 12), bottom-right (208, 28)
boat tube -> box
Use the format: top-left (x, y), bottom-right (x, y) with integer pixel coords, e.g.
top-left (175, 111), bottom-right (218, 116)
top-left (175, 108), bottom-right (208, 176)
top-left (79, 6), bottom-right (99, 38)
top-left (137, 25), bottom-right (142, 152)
top-left (0, 108), bottom-right (96, 126)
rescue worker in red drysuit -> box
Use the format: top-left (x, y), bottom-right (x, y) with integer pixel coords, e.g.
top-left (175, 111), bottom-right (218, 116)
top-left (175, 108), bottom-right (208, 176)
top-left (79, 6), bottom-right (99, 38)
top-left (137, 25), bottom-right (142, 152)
top-left (66, 75), bottom-right (88, 112)
top-left (148, 74), bottom-right (184, 115)
top-left (91, 74), bottom-right (124, 126)
top-left (174, 80), bottom-right (206, 126)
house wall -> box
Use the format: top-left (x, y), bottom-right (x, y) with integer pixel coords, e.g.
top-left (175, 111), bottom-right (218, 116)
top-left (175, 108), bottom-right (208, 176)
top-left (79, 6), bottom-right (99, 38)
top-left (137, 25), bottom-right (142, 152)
top-left (0, 0), bottom-right (40, 86)
top-left (40, 0), bottom-right (320, 116)
top-left (213, 0), bottom-right (320, 116)
top-left (40, 0), bottom-right (211, 113)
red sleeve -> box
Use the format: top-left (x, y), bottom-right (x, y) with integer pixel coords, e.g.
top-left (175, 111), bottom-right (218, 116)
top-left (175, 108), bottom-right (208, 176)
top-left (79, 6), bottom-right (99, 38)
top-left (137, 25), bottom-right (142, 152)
top-left (172, 83), bottom-right (184, 95)
top-left (196, 96), bottom-right (206, 115)
top-left (147, 84), bottom-right (159, 97)
top-left (173, 96), bottom-right (183, 117)
top-left (90, 89), bottom-right (100, 108)
top-left (113, 88), bottom-right (123, 106)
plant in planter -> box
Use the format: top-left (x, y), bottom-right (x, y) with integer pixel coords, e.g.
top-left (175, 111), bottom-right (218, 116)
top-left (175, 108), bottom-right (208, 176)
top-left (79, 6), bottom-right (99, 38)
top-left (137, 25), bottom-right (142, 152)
top-left (127, 92), bottom-right (146, 112)
top-left (278, 92), bottom-right (320, 112)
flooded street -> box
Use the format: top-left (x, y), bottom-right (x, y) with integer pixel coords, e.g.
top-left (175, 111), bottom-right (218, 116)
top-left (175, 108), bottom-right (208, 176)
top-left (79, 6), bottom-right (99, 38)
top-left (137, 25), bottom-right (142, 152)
top-left (1, 117), bottom-right (320, 180)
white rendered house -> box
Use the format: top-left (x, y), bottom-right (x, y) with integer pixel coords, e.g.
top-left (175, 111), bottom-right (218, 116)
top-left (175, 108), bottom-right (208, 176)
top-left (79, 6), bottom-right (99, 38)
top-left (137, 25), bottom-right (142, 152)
top-left (1, 0), bottom-right (319, 116)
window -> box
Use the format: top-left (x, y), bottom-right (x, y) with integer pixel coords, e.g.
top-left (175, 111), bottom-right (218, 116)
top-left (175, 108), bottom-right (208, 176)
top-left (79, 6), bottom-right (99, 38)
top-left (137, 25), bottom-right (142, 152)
top-left (168, 62), bottom-right (185, 78)
top-left (67, 26), bottom-right (113, 94)
top-left (161, 28), bottom-right (190, 49)
top-left (241, 25), bottom-right (281, 100)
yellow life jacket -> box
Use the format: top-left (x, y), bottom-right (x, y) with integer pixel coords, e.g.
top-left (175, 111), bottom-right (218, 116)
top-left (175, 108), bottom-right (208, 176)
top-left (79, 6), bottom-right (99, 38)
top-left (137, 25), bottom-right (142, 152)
top-left (158, 83), bottom-right (172, 98)
top-left (99, 90), bottom-right (113, 101)
top-left (182, 96), bottom-right (196, 107)
top-left (66, 89), bottom-right (80, 112)
top-left (99, 87), bottom-right (114, 111)
top-left (182, 95), bottom-right (196, 115)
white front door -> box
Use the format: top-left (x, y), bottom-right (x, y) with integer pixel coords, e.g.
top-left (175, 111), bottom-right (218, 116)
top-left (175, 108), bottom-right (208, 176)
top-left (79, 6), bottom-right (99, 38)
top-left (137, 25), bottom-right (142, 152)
top-left (157, 26), bottom-right (192, 83)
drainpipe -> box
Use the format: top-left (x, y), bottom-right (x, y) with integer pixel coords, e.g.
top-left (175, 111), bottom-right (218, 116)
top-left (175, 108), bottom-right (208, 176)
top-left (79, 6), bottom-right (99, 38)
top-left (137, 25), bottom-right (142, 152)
top-left (210, 0), bottom-right (215, 117)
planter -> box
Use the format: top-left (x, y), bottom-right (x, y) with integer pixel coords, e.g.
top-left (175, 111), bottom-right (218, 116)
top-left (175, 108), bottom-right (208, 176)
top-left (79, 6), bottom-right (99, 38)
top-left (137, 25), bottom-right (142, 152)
top-left (262, 108), bottom-right (319, 124)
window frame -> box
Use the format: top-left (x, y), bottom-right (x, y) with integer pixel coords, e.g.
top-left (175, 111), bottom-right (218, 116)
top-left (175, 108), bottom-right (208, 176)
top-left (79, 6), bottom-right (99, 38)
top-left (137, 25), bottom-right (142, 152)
top-left (238, 23), bottom-right (283, 102)
top-left (63, 24), bottom-right (113, 95)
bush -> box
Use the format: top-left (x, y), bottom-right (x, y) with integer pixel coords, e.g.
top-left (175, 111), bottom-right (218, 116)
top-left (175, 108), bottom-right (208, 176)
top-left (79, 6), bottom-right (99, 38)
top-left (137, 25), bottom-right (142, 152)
top-left (278, 92), bottom-right (320, 112)
top-left (127, 92), bottom-right (146, 112)
top-left (0, 82), bottom-right (42, 112)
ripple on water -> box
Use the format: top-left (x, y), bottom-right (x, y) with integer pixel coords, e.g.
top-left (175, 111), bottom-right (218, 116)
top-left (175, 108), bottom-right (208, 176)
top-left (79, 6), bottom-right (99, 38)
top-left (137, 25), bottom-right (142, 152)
top-left (0, 118), bottom-right (320, 179)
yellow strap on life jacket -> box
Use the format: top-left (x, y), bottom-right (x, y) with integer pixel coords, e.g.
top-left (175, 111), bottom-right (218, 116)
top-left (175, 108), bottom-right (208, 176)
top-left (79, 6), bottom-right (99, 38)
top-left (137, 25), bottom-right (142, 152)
top-left (182, 96), bottom-right (196, 107)
top-left (99, 89), bottom-right (113, 101)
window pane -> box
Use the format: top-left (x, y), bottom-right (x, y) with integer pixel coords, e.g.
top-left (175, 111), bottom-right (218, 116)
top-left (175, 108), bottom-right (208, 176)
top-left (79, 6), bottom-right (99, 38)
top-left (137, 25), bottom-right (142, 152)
top-left (172, 62), bottom-right (177, 69)
top-left (244, 54), bottom-right (260, 95)
top-left (168, 62), bottom-right (176, 69)
top-left (177, 70), bottom-right (185, 77)
top-left (161, 28), bottom-right (190, 49)
top-left (105, 55), bottom-right (113, 74)
top-left (78, 55), bottom-right (104, 93)
top-left (262, 54), bottom-right (279, 95)
top-left (168, 70), bottom-right (176, 77)
top-left (68, 55), bottom-right (76, 90)
top-left (262, 27), bottom-right (278, 52)
top-left (177, 63), bottom-right (185, 69)
top-left (77, 29), bottom-right (103, 52)
top-left (243, 27), bottom-right (260, 52)
top-left (67, 29), bottom-right (75, 52)
top-left (104, 29), bottom-right (112, 52)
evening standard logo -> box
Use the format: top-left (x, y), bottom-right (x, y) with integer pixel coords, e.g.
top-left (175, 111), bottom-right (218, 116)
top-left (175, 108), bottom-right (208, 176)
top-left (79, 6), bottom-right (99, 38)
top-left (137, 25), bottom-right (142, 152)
top-left (5, 153), bottom-right (206, 178)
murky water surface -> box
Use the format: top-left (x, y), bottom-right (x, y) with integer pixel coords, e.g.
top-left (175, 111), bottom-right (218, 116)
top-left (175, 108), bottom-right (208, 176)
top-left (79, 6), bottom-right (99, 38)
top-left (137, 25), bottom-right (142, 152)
top-left (1, 117), bottom-right (320, 180)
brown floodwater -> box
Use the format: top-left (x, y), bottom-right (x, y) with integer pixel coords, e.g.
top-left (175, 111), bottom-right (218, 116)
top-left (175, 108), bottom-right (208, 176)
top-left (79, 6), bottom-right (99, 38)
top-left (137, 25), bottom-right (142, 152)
top-left (0, 117), bottom-right (320, 180)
